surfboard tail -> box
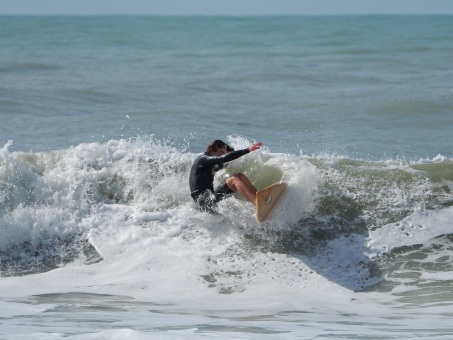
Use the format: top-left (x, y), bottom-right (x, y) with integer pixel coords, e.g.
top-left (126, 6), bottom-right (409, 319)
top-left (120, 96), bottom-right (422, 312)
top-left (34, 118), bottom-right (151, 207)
top-left (256, 182), bottom-right (288, 222)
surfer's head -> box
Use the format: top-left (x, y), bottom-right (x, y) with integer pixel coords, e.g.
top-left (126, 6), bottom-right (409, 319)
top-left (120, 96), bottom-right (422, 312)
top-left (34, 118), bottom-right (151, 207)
top-left (205, 140), bottom-right (234, 155)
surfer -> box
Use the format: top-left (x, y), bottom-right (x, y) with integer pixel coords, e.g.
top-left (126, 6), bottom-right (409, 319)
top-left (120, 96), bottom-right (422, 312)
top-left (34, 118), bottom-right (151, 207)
top-left (189, 140), bottom-right (262, 212)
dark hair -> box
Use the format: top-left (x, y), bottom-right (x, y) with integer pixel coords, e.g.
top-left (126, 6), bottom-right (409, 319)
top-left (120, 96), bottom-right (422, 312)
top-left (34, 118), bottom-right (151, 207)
top-left (205, 140), bottom-right (234, 155)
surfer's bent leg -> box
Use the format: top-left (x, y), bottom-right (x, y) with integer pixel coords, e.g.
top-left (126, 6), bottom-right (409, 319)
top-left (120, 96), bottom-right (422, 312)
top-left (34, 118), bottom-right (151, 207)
top-left (226, 173), bottom-right (257, 205)
top-left (213, 182), bottom-right (234, 202)
top-left (192, 191), bottom-right (216, 213)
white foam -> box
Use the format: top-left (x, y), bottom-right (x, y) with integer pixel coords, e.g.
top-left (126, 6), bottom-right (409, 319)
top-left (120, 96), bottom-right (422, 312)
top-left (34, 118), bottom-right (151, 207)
top-left (367, 206), bottom-right (453, 257)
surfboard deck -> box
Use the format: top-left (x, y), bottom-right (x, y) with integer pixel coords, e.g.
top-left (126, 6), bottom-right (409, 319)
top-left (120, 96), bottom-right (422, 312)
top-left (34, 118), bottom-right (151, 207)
top-left (256, 182), bottom-right (287, 223)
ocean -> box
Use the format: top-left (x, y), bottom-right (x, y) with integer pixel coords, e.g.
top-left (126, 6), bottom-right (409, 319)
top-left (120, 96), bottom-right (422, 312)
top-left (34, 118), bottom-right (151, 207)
top-left (1, 15), bottom-right (453, 339)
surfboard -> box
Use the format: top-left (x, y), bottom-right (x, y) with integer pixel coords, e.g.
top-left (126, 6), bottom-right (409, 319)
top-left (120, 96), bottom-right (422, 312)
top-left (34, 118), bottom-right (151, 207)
top-left (256, 182), bottom-right (287, 223)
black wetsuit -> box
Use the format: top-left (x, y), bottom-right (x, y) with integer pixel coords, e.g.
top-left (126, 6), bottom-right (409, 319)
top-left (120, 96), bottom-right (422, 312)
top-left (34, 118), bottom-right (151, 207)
top-left (189, 148), bottom-right (250, 211)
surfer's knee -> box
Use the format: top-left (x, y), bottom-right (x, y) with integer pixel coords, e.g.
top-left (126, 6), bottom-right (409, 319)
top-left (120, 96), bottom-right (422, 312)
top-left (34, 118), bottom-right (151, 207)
top-left (231, 173), bottom-right (247, 181)
top-left (226, 173), bottom-right (246, 191)
top-left (225, 176), bottom-right (237, 191)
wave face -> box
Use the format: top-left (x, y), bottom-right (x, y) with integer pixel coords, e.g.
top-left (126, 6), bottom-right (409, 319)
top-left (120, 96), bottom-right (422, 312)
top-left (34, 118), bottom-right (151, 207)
top-left (2, 137), bottom-right (453, 300)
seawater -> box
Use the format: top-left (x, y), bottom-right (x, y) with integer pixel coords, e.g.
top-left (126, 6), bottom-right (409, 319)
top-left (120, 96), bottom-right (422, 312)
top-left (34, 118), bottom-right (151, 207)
top-left (1, 15), bottom-right (453, 339)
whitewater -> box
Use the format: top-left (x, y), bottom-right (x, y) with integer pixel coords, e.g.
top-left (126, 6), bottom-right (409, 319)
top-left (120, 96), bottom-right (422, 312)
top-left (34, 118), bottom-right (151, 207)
top-left (2, 134), bottom-right (453, 338)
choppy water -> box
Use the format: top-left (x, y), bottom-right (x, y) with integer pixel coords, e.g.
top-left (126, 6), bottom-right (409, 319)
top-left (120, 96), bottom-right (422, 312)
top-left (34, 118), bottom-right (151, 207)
top-left (1, 15), bottom-right (453, 339)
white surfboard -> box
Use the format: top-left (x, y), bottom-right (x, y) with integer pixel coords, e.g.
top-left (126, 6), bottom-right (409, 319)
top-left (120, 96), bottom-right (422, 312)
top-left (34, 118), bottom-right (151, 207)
top-left (256, 182), bottom-right (287, 222)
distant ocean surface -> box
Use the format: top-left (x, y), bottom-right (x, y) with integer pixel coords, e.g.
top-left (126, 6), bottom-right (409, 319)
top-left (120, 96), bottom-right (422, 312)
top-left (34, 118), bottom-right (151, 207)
top-left (1, 15), bottom-right (453, 339)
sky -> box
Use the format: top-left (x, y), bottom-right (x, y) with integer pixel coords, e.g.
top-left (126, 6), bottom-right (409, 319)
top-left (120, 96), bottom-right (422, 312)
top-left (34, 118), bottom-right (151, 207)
top-left (1, 0), bottom-right (453, 16)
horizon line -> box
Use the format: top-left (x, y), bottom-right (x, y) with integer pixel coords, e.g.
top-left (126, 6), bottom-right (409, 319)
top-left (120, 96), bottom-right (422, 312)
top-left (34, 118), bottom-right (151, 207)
top-left (1, 13), bottom-right (452, 17)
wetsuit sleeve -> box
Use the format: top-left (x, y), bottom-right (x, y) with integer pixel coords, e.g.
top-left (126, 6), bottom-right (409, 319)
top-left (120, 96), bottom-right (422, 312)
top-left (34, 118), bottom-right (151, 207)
top-left (213, 164), bottom-right (224, 172)
top-left (200, 148), bottom-right (250, 167)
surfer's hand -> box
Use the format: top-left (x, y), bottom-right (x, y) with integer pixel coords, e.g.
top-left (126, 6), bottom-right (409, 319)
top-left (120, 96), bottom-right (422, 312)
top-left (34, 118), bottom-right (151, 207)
top-left (249, 142), bottom-right (263, 152)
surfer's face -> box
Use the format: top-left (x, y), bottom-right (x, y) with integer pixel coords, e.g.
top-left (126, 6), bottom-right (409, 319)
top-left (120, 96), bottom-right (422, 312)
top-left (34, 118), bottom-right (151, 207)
top-left (212, 146), bottom-right (228, 156)
top-left (219, 146), bottom-right (228, 154)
